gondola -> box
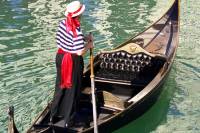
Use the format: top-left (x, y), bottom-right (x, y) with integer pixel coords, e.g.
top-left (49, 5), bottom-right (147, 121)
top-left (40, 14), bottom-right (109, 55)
top-left (8, 0), bottom-right (179, 132)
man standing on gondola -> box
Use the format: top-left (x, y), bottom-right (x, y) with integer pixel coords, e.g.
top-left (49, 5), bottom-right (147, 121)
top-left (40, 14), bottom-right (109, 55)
top-left (50, 1), bottom-right (93, 128)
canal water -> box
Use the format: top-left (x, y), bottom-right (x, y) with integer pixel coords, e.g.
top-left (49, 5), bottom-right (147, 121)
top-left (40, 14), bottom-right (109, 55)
top-left (0, 0), bottom-right (199, 132)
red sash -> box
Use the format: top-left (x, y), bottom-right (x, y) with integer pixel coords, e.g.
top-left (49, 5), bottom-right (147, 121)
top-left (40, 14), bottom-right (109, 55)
top-left (57, 48), bottom-right (73, 89)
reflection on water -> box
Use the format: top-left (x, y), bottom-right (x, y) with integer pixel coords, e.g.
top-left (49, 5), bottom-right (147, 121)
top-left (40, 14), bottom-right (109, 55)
top-left (1, 0), bottom-right (199, 133)
top-left (90, 0), bottom-right (113, 48)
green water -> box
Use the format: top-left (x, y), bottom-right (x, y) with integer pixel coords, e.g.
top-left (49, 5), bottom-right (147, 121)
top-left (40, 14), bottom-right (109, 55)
top-left (0, 0), bottom-right (199, 133)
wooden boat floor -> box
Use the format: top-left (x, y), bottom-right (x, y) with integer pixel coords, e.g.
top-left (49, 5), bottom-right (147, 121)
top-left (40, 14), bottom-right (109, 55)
top-left (131, 11), bottom-right (176, 56)
top-left (50, 105), bottom-right (118, 132)
top-left (81, 87), bottom-right (131, 101)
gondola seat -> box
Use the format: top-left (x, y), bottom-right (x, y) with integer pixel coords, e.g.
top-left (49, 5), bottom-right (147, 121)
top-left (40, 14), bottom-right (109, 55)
top-left (95, 43), bottom-right (166, 86)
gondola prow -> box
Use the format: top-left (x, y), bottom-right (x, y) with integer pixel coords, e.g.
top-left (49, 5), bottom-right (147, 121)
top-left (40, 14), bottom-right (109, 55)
top-left (8, 106), bottom-right (19, 133)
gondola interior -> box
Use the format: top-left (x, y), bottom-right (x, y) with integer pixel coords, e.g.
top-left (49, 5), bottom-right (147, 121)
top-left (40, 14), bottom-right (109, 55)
top-left (30, 51), bottom-right (165, 132)
top-left (30, 44), bottom-right (167, 132)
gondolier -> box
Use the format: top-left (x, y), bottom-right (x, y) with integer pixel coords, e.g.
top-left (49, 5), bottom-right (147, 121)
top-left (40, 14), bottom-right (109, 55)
top-left (50, 1), bottom-right (93, 128)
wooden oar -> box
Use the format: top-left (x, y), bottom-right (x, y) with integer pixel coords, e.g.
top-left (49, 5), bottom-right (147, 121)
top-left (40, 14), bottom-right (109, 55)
top-left (89, 33), bottom-right (98, 133)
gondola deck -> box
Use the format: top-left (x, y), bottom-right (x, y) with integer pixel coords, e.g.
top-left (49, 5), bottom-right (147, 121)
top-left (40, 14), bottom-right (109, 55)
top-left (8, 0), bottom-right (179, 133)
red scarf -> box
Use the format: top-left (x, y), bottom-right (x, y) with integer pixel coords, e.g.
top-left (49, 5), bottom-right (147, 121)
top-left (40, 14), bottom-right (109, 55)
top-left (58, 48), bottom-right (73, 89)
top-left (65, 13), bottom-right (80, 37)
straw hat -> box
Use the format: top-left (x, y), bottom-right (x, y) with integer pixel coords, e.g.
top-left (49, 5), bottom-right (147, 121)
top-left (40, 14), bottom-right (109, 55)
top-left (65, 1), bottom-right (85, 17)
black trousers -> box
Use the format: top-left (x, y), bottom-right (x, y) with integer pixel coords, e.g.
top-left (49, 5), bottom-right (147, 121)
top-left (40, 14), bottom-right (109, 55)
top-left (50, 53), bottom-right (84, 127)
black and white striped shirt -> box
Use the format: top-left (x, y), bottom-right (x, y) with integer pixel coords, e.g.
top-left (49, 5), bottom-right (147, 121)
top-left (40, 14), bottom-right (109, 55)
top-left (56, 20), bottom-right (85, 53)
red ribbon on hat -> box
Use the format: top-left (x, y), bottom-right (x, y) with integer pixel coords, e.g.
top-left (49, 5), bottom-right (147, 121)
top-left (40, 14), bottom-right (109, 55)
top-left (65, 5), bottom-right (83, 37)
top-left (72, 5), bottom-right (83, 15)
